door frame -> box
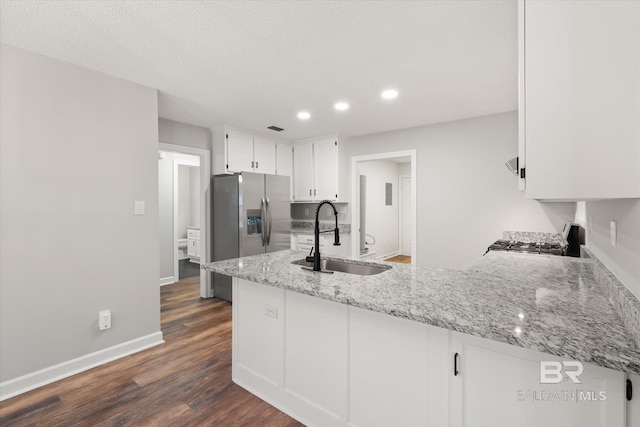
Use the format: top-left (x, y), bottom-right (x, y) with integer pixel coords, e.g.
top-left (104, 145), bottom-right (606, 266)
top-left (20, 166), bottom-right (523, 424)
top-left (159, 142), bottom-right (212, 298)
top-left (350, 150), bottom-right (417, 264)
top-left (398, 175), bottom-right (412, 256)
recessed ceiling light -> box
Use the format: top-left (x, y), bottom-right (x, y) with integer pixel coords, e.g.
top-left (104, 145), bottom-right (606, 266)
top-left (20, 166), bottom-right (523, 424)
top-left (334, 102), bottom-right (349, 111)
top-left (297, 111), bottom-right (311, 120)
top-left (381, 89), bottom-right (399, 100)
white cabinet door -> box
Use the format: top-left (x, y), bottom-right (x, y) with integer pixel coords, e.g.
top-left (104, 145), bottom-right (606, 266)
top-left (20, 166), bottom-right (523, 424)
top-left (313, 139), bottom-right (338, 201)
top-left (293, 143), bottom-right (314, 201)
top-left (522, 0), bottom-right (640, 199)
top-left (349, 306), bottom-right (448, 427)
top-left (453, 332), bottom-right (625, 427)
top-left (234, 279), bottom-right (285, 387)
top-left (226, 132), bottom-right (255, 173)
top-left (285, 290), bottom-right (348, 422)
top-left (276, 143), bottom-right (292, 177)
top-left (253, 137), bottom-right (276, 175)
top-left (276, 143), bottom-right (293, 200)
top-left (628, 374), bottom-right (640, 427)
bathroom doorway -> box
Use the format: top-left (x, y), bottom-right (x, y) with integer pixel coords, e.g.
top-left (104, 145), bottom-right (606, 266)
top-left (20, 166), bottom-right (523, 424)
top-left (158, 143), bottom-right (211, 298)
top-left (351, 151), bottom-right (416, 265)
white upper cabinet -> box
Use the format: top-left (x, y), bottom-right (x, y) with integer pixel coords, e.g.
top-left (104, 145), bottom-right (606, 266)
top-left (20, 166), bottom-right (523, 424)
top-left (276, 143), bottom-right (293, 199)
top-left (253, 137), bottom-right (276, 175)
top-left (293, 137), bottom-right (339, 202)
top-left (519, 0), bottom-right (640, 200)
top-left (214, 127), bottom-right (286, 176)
top-left (226, 132), bottom-right (254, 173)
top-left (313, 139), bottom-right (338, 201)
top-left (293, 142), bottom-right (314, 201)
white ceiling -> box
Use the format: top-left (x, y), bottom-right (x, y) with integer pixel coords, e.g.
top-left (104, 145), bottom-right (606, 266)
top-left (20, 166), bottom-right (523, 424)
top-left (0, 0), bottom-right (518, 140)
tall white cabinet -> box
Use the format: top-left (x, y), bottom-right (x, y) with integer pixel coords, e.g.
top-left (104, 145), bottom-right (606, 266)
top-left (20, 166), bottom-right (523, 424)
top-left (519, 0), bottom-right (640, 200)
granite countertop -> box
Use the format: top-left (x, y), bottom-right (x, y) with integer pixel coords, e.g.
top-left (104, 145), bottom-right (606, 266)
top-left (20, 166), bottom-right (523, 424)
top-left (291, 220), bottom-right (351, 234)
top-left (203, 250), bottom-right (640, 375)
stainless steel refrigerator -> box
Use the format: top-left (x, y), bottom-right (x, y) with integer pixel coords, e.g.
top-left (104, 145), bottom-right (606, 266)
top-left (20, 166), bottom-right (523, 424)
top-left (211, 172), bottom-right (291, 301)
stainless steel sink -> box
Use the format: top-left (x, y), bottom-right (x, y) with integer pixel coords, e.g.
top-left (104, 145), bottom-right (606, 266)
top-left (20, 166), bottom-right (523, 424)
top-left (292, 258), bottom-right (391, 276)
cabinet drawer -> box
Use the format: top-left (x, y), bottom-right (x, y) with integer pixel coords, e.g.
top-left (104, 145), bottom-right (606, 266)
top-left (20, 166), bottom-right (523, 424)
top-left (297, 234), bottom-right (324, 252)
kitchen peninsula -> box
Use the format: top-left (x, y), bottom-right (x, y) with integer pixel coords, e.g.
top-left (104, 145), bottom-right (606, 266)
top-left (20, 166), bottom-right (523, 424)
top-left (204, 250), bottom-right (640, 426)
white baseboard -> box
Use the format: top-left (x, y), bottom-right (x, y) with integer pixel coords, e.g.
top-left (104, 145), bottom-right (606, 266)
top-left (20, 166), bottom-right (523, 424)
top-left (0, 331), bottom-right (164, 401)
top-left (377, 250), bottom-right (400, 261)
top-left (159, 276), bottom-right (175, 286)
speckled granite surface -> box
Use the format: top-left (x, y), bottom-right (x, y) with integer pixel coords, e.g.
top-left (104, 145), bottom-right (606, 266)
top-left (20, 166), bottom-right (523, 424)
top-left (502, 231), bottom-right (566, 245)
top-left (581, 247), bottom-right (640, 351)
top-left (203, 250), bottom-right (640, 375)
top-left (292, 220), bottom-right (351, 234)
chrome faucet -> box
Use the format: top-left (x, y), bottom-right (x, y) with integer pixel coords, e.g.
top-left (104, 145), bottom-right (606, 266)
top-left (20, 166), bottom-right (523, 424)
top-left (313, 200), bottom-right (341, 271)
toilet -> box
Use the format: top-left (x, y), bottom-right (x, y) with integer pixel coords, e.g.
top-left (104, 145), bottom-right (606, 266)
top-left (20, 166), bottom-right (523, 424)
top-left (177, 238), bottom-right (188, 260)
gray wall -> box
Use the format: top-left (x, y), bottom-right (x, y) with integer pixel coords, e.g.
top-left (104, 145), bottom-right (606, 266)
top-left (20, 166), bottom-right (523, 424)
top-left (158, 117), bottom-right (212, 151)
top-left (584, 199), bottom-right (640, 299)
top-left (348, 111), bottom-right (576, 270)
top-left (0, 45), bottom-right (161, 381)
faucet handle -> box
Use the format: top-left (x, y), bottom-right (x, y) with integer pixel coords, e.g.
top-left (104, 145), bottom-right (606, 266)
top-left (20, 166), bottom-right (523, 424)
top-left (305, 246), bottom-right (315, 262)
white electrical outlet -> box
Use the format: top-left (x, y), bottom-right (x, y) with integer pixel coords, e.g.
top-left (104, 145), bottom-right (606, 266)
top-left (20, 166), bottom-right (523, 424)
top-left (588, 216), bottom-right (593, 235)
top-left (99, 310), bottom-right (111, 331)
top-left (264, 304), bottom-right (278, 319)
top-left (610, 221), bottom-right (617, 248)
top-left (134, 201), bottom-right (145, 215)
top-left (326, 207), bottom-right (332, 216)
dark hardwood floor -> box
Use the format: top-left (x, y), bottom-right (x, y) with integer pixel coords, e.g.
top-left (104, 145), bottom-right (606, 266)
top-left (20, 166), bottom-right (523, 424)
top-left (0, 277), bottom-right (303, 426)
top-left (178, 259), bottom-right (200, 280)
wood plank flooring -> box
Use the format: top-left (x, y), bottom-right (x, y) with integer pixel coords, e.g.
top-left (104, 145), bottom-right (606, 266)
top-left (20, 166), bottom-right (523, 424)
top-left (384, 255), bottom-right (411, 264)
top-left (0, 277), bottom-right (303, 426)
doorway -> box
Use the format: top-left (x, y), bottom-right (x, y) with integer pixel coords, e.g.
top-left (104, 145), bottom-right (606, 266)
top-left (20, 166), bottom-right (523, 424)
top-left (158, 143), bottom-right (211, 298)
top-left (351, 150), bottom-right (417, 265)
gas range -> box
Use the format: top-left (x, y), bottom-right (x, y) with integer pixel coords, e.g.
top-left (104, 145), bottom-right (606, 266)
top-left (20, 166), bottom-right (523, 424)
top-left (486, 239), bottom-right (566, 256)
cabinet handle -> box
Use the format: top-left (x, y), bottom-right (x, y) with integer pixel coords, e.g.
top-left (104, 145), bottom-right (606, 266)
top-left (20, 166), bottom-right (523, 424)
top-left (251, 161), bottom-right (255, 168)
top-left (314, 189), bottom-right (316, 196)
top-left (256, 161), bottom-right (259, 169)
top-left (628, 379), bottom-right (633, 401)
top-left (309, 189), bottom-right (312, 196)
top-left (454, 352), bottom-right (460, 376)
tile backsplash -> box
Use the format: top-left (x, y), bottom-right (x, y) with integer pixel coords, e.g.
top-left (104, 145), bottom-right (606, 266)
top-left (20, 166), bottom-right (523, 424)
top-left (291, 202), bottom-right (349, 222)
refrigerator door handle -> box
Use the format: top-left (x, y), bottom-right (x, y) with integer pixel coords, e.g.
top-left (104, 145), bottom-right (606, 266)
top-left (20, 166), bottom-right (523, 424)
top-left (265, 196), bottom-right (272, 245)
top-left (260, 197), bottom-right (267, 247)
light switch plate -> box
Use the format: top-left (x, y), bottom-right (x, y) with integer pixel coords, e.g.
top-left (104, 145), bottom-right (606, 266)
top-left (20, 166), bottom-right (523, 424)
top-left (134, 201), bottom-right (145, 215)
top-left (610, 221), bottom-right (617, 248)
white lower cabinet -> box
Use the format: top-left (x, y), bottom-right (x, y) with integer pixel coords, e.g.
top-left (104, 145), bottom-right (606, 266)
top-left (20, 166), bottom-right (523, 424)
top-left (233, 278), bottom-right (630, 427)
top-left (285, 291), bottom-right (349, 423)
top-left (628, 374), bottom-right (640, 426)
top-left (349, 306), bottom-right (450, 427)
top-left (450, 331), bottom-right (626, 427)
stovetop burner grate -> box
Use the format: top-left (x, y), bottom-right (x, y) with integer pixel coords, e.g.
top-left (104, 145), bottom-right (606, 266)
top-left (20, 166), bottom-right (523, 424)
top-left (485, 240), bottom-right (566, 256)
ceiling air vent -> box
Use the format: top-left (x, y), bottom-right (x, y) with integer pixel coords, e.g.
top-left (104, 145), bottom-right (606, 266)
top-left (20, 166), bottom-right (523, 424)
top-left (267, 125), bottom-right (284, 132)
